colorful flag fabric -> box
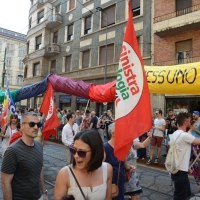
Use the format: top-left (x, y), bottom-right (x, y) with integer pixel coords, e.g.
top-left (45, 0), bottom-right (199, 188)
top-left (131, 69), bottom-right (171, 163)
top-left (1, 90), bottom-right (9, 127)
top-left (114, 0), bottom-right (152, 161)
top-left (39, 82), bottom-right (60, 140)
top-left (7, 88), bottom-right (16, 115)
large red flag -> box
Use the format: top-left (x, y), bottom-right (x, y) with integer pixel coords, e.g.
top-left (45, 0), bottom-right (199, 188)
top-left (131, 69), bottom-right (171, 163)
top-left (39, 82), bottom-right (60, 140)
top-left (114, 0), bottom-right (152, 161)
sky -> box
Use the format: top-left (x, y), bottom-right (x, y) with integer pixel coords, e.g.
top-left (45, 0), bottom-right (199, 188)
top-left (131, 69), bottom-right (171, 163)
top-left (0, 0), bottom-right (30, 35)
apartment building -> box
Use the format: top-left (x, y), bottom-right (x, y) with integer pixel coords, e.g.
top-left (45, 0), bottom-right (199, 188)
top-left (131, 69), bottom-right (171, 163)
top-left (0, 28), bottom-right (26, 107)
top-left (152, 0), bottom-right (200, 114)
top-left (24, 0), bottom-right (152, 114)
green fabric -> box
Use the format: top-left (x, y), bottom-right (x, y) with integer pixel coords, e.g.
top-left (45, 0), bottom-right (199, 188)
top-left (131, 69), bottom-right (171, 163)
top-left (0, 89), bottom-right (19, 103)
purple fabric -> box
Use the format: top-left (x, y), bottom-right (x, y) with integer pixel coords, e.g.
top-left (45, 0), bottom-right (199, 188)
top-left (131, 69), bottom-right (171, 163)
top-left (48, 74), bottom-right (91, 99)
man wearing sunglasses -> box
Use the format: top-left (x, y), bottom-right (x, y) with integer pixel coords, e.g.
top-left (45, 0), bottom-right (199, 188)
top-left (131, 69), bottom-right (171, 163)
top-left (1, 112), bottom-right (48, 200)
top-left (62, 112), bottom-right (79, 166)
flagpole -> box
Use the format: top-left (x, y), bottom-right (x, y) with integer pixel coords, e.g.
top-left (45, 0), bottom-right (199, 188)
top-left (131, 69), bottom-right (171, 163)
top-left (1, 48), bottom-right (6, 89)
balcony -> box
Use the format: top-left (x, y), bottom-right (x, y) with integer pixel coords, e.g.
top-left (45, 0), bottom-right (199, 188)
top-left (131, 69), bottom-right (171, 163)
top-left (46, 14), bottom-right (62, 29)
top-left (22, 55), bottom-right (29, 64)
top-left (154, 56), bottom-right (200, 66)
top-left (153, 4), bottom-right (200, 37)
top-left (44, 44), bottom-right (60, 57)
top-left (37, 0), bottom-right (46, 9)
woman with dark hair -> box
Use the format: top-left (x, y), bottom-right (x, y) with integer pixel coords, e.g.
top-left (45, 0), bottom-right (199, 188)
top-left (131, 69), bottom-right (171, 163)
top-left (9, 122), bottom-right (22, 145)
top-left (0, 114), bottom-right (18, 156)
top-left (54, 130), bottom-right (113, 200)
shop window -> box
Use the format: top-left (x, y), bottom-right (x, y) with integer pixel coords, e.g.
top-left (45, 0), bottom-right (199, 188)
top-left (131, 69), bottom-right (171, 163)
top-left (176, 0), bottom-right (192, 16)
top-left (101, 4), bottom-right (116, 28)
top-left (65, 55), bottom-right (71, 72)
top-left (50, 60), bottom-right (56, 74)
top-left (132, 0), bottom-right (140, 17)
top-left (175, 39), bottom-right (192, 64)
top-left (99, 43), bottom-right (114, 65)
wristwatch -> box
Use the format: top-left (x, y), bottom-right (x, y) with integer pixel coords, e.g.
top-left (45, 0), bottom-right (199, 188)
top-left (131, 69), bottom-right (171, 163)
top-left (42, 189), bottom-right (48, 195)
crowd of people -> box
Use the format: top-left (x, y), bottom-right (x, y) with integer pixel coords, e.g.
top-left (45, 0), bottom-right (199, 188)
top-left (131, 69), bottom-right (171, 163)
top-left (0, 106), bottom-right (200, 199)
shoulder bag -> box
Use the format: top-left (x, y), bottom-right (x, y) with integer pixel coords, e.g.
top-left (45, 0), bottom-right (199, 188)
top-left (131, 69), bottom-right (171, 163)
top-left (68, 165), bottom-right (87, 200)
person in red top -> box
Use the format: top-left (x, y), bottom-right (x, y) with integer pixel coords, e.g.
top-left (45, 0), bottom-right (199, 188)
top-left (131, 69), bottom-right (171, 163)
top-left (9, 123), bottom-right (22, 145)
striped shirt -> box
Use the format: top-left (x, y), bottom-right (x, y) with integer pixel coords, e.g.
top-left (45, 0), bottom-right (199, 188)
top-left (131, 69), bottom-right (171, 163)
top-left (1, 139), bottom-right (43, 200)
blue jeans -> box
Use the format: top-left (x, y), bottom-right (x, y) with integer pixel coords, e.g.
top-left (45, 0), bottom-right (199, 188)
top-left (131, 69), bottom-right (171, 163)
top-left (171, 170), bottom-right (191, 200)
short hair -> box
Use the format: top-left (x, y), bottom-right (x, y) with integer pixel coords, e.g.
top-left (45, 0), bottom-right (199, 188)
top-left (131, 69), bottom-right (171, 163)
top-left (168, 108), bottom-right (173, 112)
top-left (176, 112), bottom-right (191, 127)
top-left (86, 110), bottom-right (90, 114)
top-left (67, 112), bottom-right (75, 121)
top-left (156, 109), bottom-right (162, 115)
top-left (28, 108), bottom-right (34, 112)
top-left (21, 112), bottom-right (38, 123)
top-left (73, 130), bottom-right (104, 172)
top-left (108, 123), bottom-right (115, 136)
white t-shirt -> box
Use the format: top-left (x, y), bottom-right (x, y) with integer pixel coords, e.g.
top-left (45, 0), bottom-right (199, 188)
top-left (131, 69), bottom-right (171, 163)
top-left (172, 130), bottom-right (195, 172)
top-left (154, 118), bottom-right (166, 137)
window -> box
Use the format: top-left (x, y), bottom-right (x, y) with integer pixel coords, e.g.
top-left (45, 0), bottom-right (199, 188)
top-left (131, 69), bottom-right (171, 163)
top-left (84, 15), bottom-right (91, 35)
top-left (24, 66), bottom-right (28, 78)
top-left (35, 35), bottom-right (42, 50)
top-left (7, 43), bottom-right (15, 55)
top-left (27, 42), bottom-right (29, 54)
top-left (132, 0), bottom-right (140, 17)
top-left (101, 4), bottom-right (116, 28)
top-left (38, 10), bottom-right (44, 23)
top-left (6, 57), bottom-right (12, 67)
top-left (67, 24), bottom-right (74, 41)
top-left (17, 74), bottom-right (23, 86)
top-left (33, 63), bottom-right (40, 76)
top-left (99, 43), bottom-right (114, 65)
top-left (176, 0), bottom-right (192, 16)
top-left (69, 0), bottom-right (75, 10)
top-left (176, 39), bottom-right (192, 64)
top-left (82, 50), bottom-right (90, 68)
top-left (5, 71), bottom-right (12, 85)
top-left (30, 0), bottom-right (33, 6)
top-left (50, 60), bottom-right (56, 74)
top-left (29, 18), bottom-right (32, 29)
top-left (53, 31), bottom-right (58, 43)
top-left (65, 55), bottom-right (71, 72)
top-left (55, 4), bottom-right (61, 13)
top-left (19, 60), bottom-right (24, 69)
top-left (19, 46), bottom-right (26, 56)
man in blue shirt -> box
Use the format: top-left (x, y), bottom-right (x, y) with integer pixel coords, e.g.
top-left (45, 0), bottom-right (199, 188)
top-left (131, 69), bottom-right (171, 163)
top-left (192, 111), bottom-right (200, 138)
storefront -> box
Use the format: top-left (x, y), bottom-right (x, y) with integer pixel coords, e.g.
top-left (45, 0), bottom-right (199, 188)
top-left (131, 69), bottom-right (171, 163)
top-left (76, 97), bottom-right (90, 111)
top-left (59, 95), bottom-right (71, 110)
top-left (166, 95), bottom-right (200, 115)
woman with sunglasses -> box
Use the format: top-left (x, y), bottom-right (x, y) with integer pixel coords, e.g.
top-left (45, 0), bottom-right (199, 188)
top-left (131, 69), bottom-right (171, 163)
top-left (1, 114), bottom-right (18, 156)
top-left (54, 130), bottom-right (113, 200)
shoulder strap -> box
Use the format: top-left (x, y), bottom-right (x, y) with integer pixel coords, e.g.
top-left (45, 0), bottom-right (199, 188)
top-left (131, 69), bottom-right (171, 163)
top-left (102, 162), bottom-right (107, 183)
top-left (174, 131), bottom-right (183, 143)
top-left (68, 165), bottom-right (87, 200)
top-left (116, 161), bottom-right (121, 186)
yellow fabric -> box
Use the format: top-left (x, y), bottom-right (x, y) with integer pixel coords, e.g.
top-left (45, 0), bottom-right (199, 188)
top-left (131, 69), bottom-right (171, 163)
top-left (144, 62), bottom-right (200, 94)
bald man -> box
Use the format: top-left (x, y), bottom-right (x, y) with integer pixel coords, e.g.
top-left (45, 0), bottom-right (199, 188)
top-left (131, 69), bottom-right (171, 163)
top-left (90, 111), bottom-right (98, 130)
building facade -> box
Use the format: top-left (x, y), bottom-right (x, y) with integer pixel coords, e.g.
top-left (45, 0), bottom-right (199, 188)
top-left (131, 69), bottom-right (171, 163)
top-left (0, 28), bottom-right (27, 107)
top-left (24, 0), bottom-right (152, 115)
top-left (152, 0), bottom-right (200, 115)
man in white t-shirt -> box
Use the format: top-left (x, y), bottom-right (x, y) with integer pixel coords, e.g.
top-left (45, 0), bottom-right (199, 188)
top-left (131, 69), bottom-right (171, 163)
top-left (62, 112), bottom-right (79, 165)
top-left (170, 112), bottom-right (200, 200)
top-left (147, 109), bottom-right (166, 164)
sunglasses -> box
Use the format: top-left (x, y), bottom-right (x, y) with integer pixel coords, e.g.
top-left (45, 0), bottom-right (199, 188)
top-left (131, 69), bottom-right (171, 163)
top-left (22, 122), bottom-right (42, 128)
top-left (69, 146), bottom-right (91, 158)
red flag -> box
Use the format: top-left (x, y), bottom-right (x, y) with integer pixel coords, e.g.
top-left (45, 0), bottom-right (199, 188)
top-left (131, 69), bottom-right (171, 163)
top-left (39, 82), bottom-right (60, 140)
top-left (114, 0), bottom-right (152, 161)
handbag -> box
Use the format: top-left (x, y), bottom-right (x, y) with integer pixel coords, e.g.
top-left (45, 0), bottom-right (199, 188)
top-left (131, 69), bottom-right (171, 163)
top-left (68, 165), bottom-right (87, 200)
top-left (112, 161), bottom-right (121, 198)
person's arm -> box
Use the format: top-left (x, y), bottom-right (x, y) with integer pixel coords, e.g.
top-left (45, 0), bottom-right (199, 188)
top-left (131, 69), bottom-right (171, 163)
top-left (40, 169), bottom-right (48, 200)
top-left (1, 172), bottom-right (14, 200)
top-left (194, 129), bottom-right (200, 135)
top-left (105, 163), bottom-right (113, 200)
top-left (134, 133), bottom-right (152, 149)
top-left (61, 127), bottom-right (71, 146)
top-left (54, 167), bottom-right (69, 200)
top-left (124, 160), bottom-right (136, 173)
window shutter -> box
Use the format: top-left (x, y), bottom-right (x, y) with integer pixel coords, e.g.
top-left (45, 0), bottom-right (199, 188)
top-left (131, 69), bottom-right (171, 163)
top-left (99, 46), bottom-right (105, 65)
top-left (132, 0), bottom-right (140, 9)
top-left (38, 10), bottom-right (44, 19)
top-left (68, 24), bottom-right (73, 35)
top-left (107, 44), bottom-right (114, 64)
top-left (176, 39), bottom-right (192, 52)
top-left (85, 16), bottom-right (91, 30)
top-left (50, 60), bottom-right (56, 74)
top-left (69, 0), bottom-right (75, 10)
top-left (102, 5), bottom-right (116, 28)
top-left (56, 5), bottom-right (60, 13)
top-left (82, 50), bottom-right (90, 68)
top-left (36, 35), bottom-right (42, 45)
top-left (176, 0), bottom-right (192, 11)
top-left (65, 56), bottom-right (71, 72)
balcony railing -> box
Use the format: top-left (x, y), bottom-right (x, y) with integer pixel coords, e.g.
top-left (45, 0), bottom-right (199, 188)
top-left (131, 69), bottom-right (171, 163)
top-left (45, 43), bottom-right (60, 56)
top-left (154, 56), bottom-right (200, 66)
top-left (154, 4), bottom-right (200, 23)
top-left (46, 14), bottom-right (63, 29)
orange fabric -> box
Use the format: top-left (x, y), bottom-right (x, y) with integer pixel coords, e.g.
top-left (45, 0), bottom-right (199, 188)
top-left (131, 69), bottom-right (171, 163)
top-left (89, 81), bottom-right (116, 103)
top-left (114, 0), bottom-right (152, 161)
top-left (9, 132), bottom-right (22, 145)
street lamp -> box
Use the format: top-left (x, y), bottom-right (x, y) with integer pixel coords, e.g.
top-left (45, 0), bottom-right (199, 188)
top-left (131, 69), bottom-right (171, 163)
top-left (96, 7), bottom-right (108, 112)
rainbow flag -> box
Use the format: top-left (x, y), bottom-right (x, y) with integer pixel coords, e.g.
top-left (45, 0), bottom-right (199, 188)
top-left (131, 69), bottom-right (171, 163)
top-left (2, 89), bottom-right (9, 127)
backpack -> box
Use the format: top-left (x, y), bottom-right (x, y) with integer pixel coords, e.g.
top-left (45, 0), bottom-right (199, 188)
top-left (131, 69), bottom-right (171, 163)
top-left (165, 132), bottom-right (183, 174)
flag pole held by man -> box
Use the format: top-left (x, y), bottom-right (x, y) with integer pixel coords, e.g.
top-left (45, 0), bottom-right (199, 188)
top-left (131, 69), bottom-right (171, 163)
top-left (114, 0), bottom-right (152, 161)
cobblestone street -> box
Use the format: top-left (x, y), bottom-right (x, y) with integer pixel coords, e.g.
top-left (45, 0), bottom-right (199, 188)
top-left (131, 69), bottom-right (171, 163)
top-left (0, 141), bottom-right (200, 200)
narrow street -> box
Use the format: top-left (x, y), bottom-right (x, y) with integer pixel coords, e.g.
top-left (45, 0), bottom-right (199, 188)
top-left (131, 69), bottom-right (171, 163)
top-left (0, 141), bottom-right (199, 200)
